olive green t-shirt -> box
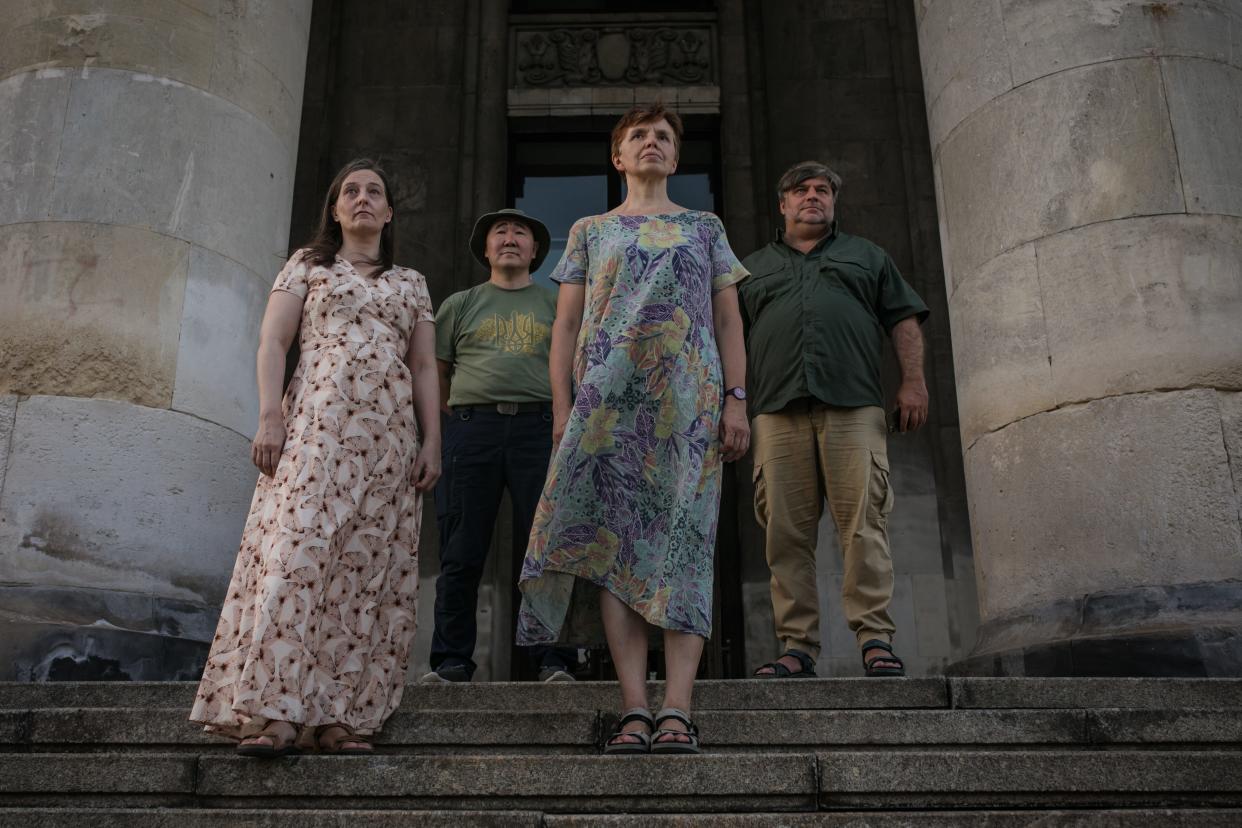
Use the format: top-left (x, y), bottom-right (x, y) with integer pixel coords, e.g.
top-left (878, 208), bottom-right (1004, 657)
top-left (738, 226), bottom-right (928, 415)
top-left (434, 281), bottom-right (557, 407)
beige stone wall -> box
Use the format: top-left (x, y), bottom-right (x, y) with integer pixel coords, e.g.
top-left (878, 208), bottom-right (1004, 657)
top-left (915, 0), bottom-right (1242, 664)
top-left (0, 1), bottom-right (313, 680)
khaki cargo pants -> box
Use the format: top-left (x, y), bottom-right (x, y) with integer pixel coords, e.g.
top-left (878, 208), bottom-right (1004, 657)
top-left (751, 400), bottom-right (895, 660)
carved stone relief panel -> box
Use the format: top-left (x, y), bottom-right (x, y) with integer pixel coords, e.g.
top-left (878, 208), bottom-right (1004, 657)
top-left (512, 15), bottom-right (716, 88)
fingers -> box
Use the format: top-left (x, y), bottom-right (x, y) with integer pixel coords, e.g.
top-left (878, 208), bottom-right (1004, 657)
top-left (719, 421), bottom-right (751, 463)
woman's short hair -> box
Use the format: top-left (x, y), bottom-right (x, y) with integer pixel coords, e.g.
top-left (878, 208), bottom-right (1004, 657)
top-left (302, 158), bottom-right (396, 270)
top-left (777, 161), bottom-right (842, 200)
top-left (610, 102), bottom-right (684, 163)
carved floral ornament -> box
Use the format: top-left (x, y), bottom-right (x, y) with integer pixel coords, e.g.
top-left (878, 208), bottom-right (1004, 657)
top-left (515, 24), bottom-right (714, 87)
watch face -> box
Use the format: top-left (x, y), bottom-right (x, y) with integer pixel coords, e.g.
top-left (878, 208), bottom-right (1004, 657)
top-left (729, 387), bottom-right (747, 400)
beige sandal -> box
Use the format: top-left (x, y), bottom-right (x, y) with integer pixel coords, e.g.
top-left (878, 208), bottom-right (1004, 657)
top-left (316, 723), bottom-right (374, 755)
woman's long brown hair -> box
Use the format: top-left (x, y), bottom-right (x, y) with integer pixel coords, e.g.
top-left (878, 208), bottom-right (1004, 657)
top-left (300, 158), bottom-right (396, 270)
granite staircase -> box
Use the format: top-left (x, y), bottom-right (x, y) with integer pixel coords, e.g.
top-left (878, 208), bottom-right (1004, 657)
top-left (0, 677), bottom-right (1239, 826)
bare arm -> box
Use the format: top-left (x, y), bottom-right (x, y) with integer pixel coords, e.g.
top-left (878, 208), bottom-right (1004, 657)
top-left (406, 320), bottom-right (441, 491)
top-left (891, 316), bottom-right (928, 432)
top-left (712, 285), bottom-right (750, 462)
top-left (251, 290), bottom-right (303, 476)
top-left (549, 283), bottom-right (586, 447)
top-left (436, 359), bottom-right (453, 416)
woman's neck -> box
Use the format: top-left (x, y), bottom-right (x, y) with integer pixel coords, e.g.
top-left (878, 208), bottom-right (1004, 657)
top-left (613, 175), bottom-right (679, 216)
top-left (337, 232), bottom-right (382, 266)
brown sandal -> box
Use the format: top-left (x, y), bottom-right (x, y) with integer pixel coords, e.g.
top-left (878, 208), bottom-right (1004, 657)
top-left (316, 723), bottom-right (374, 755)
top-left (236, 722), bottom-right (301, 758)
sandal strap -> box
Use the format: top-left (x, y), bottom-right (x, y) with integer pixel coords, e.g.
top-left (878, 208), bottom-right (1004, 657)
top-left (754, 660), bottom-right (792, 677)
top-left (754, 649), bottom-right (816, 677)
top-left (617, 707), bottom-right (654, 728)
top-left (318, 723), bottom-right (366, 750)
top-left (654, 707), bottom-right (698, 735)
top-left (860, 639), bottom-right (895, 661)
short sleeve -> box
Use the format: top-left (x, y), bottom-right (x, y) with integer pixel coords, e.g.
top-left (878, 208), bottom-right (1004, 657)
top-left (272, 249), bottom-right (310, 298)
top-left (706, 215), bottom-right (749, 293)
top-left (549, 218), bottom-right (589, 285)
top-left (406, 268), bottom-right (435, 324)
top-left (876, 254), bottom-right (929, 331)
top-left (434, 292), bottom-right (458, 362)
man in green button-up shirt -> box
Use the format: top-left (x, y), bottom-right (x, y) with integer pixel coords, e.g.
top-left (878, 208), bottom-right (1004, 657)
top-left (740, 161), bottom-right (929, 679)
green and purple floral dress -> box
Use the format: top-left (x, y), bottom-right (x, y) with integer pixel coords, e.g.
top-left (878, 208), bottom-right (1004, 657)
top-left (517, 211), bottom-right (748, 643)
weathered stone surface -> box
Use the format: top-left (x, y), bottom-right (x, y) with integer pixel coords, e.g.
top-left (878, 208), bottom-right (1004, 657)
top-left (0, 678), bottom-right (950, 713)
top-left (690, 709), bottom-right (1084, 746)
top-left (0, 70), bottom-right (70, 226)
top-left (0, 1), bottom-right (312, 145)
top-left (948, 242), bottom-right (1054, 448)
top-left (0, 222), bottom-right (189, 408)
top-left (937, 58), bottom-right (1183, 280)
top-left (0, 395), bottom-right (16, 495)
top-left (916, 0), bottom-right (1014, 148)
top-left (547, 813), bottom-right (1242, 827)
top-left (195, 753), bottom-right (818, 802)
top-left (0, 682), bottom-right (194, 710)
top-left (1162, 57), bottom-right (1242, 218)
top-left (29, 68), bottom-right (296, 281)
top-left (0, 396), bottom-right (254, 606)
top-left (1035, 214), bottom-right (1242, 410)
top-left (1088, 708), bottom-right (1242, 744)
top-left (950, 677), bottom-right (1242, 709)
top-left (170, 245), bottom-right (267, 437)
top-left (820, 750), bottom-right (1242, 795)
top-left (1221, 392), bottom-right (1242, 526)
top-left (0, 585), bottom-right (215, 681)
top-left (4, 810), bottom-right (543, 828)
top-left (0, 753), bottom-right (194, 793)
top-left (10, 708), bottom-right (596, 750)
top-left (964, 390), bottom-right (1242, 621)
top-left (1001, 0), bottom-right (1240, 86)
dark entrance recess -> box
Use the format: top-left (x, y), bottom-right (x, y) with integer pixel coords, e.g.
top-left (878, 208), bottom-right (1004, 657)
top-left (504, 117), bottom-right (749, 681)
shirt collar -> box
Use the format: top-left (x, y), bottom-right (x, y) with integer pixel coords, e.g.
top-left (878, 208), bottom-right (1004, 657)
top-left (776, 221), bottom-right (839, 256)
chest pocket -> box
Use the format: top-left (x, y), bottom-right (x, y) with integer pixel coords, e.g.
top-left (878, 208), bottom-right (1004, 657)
top-left (740, 260), bottom-right (795, 317)
top-left (818, 254), bottom-right (879, 316)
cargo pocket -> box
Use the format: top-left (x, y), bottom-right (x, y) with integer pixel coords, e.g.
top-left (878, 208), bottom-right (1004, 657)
top-left (867, 450), bottom-right (894, 528)
top-left (752, 462), bottom-right (769, 529)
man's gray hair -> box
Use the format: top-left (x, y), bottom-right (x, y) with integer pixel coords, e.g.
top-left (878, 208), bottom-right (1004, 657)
top-left (777, 161), bottom-right (842, 199)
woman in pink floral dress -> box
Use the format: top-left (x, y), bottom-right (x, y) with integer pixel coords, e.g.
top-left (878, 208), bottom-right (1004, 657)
top-left (190, 159), bottom-right (440, 756)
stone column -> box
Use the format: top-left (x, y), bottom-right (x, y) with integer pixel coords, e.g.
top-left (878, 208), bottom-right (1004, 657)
top-left (916, 0), bottom-right (1242, 674)
top-left (0, 1), bottom-right (313, 680)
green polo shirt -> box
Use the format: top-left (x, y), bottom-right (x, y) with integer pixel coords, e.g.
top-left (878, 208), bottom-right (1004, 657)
top-left (738, 226), bottom-right (928, 415)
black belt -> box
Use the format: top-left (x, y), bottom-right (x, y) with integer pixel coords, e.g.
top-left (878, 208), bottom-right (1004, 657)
top-left (453, 402), bottom-right (550, 415)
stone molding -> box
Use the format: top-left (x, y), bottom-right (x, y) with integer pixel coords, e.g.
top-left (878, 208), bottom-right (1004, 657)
top-left (511, 14), bottom-right (716, 89)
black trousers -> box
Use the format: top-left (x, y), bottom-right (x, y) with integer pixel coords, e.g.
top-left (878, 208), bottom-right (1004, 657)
top-left (430, 407), bottom-right (575, 677)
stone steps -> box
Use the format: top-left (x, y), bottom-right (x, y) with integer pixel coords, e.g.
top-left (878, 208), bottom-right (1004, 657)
top-left (1, 751), bottom-right (1239, 811)
top-left (2, 707), bottom-right (1240, 752)
top-left (5, 810), bottom-right (1242, 827)
top-left (0, 679), bottom-right (1237, 822)
top-left (2, 677), bottom-right (1239, 711)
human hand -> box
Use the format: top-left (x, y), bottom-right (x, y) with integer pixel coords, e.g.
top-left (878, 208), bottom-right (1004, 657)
top-left (893, 379), bottom-right (929, 432)
top-left (719, 397), bottom-right (751, 462)
top-left (251, 413), bottom-right (286, 477)
top-left (412, 441), bottom-right (442, 492)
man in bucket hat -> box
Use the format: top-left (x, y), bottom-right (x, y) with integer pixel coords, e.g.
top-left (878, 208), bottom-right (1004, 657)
top-left (422, 209), bottom-right (577, 683)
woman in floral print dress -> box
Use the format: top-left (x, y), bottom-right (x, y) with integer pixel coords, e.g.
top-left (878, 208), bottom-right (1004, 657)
top-left (517, 105), bottom-right (750, 754)
top-left (190, 159), bottom-right (440, 756)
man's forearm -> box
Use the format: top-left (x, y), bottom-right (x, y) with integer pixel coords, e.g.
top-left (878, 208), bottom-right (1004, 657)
top-left (892, 317), bottom-right (925, 384)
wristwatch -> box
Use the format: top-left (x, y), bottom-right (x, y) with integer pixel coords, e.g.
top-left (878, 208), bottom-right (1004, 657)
top-left (725, 386), bottom-right (747, 401)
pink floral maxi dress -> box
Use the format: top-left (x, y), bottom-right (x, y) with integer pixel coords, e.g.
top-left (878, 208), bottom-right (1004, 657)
top-left (191, 250), bottom-right (434, 739)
